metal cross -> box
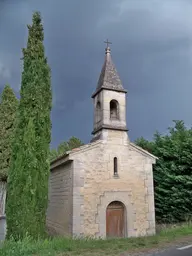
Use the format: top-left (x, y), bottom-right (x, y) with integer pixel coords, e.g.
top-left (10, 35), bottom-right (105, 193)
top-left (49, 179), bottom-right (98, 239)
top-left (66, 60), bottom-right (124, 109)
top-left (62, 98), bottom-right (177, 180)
top-left (104, 39), bottom-right (112, 48)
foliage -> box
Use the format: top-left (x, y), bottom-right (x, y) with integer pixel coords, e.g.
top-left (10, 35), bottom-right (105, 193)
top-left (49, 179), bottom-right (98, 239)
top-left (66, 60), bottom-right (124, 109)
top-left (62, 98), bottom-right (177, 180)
top-left (50, 136), bottom-right (84, 161)
top-left (49, 148), bottom-right (58, 161)
top-left (0, 85), bottom-right (18, 181)
top-left (134, 136), bottom-right (154, 154)
top-left (135, 120), bottom-right (192, 223)
top-left (0, 223), bottom-right (192, 256)
top-left (6, 11), bottom-right (52, 240)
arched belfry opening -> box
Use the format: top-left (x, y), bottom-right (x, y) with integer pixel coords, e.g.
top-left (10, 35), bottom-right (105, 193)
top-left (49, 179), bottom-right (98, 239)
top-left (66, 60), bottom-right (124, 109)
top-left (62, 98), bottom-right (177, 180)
top-left (110, 100), bottom-right (119, 119)
top-left (96, 101), bottom-right (101, 123)
top-left (106, 201), bottom-right (126, 238)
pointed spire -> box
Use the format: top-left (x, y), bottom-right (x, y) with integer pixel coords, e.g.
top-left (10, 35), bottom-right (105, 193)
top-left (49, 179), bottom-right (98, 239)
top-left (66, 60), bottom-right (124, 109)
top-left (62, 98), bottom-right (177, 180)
top-left (92, 41), bottom-right (127, 98)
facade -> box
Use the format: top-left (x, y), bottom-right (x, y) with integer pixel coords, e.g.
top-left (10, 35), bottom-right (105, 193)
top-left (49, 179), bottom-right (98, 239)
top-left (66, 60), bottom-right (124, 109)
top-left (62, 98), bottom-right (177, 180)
top-left (46, 45), bottom-right (157, 238)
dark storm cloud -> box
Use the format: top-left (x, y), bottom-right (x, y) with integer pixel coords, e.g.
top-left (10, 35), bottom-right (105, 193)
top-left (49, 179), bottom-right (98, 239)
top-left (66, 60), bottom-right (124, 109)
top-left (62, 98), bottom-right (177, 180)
top-left (1, 0), bottom-right (192, 147)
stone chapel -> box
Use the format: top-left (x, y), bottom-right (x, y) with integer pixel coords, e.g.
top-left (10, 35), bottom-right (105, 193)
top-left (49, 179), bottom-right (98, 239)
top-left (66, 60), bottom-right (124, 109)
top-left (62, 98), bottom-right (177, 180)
top-left (46, 44), bottom-right (157, 238)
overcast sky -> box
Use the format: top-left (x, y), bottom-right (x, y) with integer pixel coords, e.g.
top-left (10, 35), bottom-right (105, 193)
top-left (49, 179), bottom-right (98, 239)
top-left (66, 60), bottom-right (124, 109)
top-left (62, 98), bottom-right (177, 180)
top-left (1, 0), bottom-right (192, 148)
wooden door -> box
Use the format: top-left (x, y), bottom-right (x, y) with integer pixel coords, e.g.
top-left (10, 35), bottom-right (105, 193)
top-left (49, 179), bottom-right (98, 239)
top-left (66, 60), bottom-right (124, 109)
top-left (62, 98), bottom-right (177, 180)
top-left (106, 201), bottom-right (125, 238)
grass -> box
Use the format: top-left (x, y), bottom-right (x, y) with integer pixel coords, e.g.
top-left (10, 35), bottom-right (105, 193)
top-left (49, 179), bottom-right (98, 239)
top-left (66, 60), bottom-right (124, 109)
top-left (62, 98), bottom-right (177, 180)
top-left (0, 223), bottom-right (192, 256)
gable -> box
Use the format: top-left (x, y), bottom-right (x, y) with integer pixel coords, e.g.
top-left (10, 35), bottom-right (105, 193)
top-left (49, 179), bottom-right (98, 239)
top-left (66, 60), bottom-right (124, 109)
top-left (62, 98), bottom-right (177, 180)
top-left (129, 142), bottom-right (158, 163)
top-left (50, 139), bottom-right (158, 171)
top-left (50, 140), bottom-right (103, 170)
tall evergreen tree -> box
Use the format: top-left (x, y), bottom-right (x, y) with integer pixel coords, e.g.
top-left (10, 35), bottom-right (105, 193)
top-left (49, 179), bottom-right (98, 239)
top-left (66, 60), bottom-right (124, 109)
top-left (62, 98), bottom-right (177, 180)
top-left (135, 120), bottom-right (192, 223)
top-left (0, 85), bottom-right (18, 181)
top-left (6, 11), bottom-right (52, 240)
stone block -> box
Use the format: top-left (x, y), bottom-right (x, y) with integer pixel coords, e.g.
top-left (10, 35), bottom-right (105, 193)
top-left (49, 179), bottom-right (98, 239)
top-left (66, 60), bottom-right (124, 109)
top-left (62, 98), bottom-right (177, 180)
top-left (47, 131), bottom-right (156, 238)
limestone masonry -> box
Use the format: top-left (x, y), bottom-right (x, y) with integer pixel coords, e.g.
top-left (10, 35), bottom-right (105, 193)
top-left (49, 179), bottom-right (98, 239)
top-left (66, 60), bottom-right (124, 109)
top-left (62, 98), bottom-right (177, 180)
top-left (46, 45), bottom-right (157, 238)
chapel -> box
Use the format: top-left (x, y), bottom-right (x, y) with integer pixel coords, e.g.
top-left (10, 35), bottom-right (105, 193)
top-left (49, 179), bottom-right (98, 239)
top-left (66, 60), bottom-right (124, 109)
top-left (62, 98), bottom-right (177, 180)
top-left (46, 43), bottom-right (157, 238)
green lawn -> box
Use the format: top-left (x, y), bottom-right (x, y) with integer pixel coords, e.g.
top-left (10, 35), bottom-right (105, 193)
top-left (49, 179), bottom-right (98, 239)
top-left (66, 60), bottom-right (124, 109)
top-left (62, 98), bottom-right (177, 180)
top-left (0, 223), bottom-right (192, 256)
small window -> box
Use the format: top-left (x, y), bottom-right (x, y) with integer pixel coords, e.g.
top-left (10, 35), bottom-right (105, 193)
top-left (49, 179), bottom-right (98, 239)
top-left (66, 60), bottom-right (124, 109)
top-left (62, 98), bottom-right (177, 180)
top-left (96, 101), bottom-right (101, 123)
top-left (114, 157), bottom-right (118, 176)
top-left (110, 100), bottom-right (119, 119)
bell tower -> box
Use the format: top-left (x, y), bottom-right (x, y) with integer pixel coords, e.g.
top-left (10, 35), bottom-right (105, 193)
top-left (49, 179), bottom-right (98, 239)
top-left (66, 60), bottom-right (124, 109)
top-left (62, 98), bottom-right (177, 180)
top-left (91, 41), bottom-right (128, 142)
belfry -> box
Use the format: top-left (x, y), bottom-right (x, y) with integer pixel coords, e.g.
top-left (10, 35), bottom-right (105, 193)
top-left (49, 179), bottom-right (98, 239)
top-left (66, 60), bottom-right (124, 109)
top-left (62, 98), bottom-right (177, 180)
top-left (91, 41), bottom-right (128, 142)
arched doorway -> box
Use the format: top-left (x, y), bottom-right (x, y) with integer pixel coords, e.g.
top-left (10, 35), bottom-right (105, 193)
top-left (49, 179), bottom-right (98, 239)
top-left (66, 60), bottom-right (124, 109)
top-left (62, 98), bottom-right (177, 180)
top-left (106, 201), bottom-right (125, 238)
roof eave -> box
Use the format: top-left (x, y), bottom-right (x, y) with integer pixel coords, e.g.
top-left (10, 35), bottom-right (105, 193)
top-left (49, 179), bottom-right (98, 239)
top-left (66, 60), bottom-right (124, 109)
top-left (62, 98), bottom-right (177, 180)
top-left (129, 142), bottom-right (158, 160)
top-left (92, 87), bottom-right (127, 98)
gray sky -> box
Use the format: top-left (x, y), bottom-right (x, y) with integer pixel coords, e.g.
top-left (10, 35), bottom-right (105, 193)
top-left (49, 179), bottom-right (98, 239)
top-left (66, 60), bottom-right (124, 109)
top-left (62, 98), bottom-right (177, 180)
top-left (1, 0), bottom-right (192, 148)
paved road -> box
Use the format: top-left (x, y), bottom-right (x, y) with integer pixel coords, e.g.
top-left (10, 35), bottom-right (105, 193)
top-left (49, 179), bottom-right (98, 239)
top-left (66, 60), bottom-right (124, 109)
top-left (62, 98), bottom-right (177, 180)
top-left (144, 245), bottom-right (192, 256)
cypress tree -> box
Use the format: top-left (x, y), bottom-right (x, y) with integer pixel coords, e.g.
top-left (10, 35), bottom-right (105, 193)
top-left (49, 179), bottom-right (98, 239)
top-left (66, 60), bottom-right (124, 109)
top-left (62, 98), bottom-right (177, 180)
top-left (0, 85), bottom-right (18, 181)
top-left (6, 11), bottom-right (52, 240)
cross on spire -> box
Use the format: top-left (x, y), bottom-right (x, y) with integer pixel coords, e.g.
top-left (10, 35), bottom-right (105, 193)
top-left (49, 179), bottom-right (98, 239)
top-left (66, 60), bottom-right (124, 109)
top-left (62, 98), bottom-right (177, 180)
top-left (104, 39), bottom-right (112, 48)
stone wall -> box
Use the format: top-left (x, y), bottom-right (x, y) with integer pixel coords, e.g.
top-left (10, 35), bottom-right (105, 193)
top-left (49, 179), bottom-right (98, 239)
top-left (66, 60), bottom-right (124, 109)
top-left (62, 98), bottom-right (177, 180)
top-left (102, 90), bottom-right (127, 129)
top-left (70, 131), bottom-right (156, 238)
top-left (92, 90), bottom-right (127, 138)
top-left (0, 182), bottom-right (6, 216)
top-left (0, 216), bottom-right (6, 241)
top-left (0, 182), bottom-right (6, 241)
top-left (46, 161), bottom-right (73, 236)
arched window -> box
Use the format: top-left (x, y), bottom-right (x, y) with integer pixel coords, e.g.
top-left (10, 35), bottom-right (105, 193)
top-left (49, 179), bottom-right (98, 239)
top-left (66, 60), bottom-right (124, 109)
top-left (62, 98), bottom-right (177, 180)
top-left (110, 100), bottom-right (119, 119)
top-left (114, 157), bottom-right (118, 176)
top-left (96, 101), bottom-right (101, 123)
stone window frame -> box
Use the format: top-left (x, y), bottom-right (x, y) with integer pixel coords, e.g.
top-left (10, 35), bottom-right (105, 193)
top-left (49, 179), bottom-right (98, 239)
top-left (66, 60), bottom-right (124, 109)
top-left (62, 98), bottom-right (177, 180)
top-left (109, 99), bottom-right (119, 120)
top-left (96, 101), bottom-right (101, 124)
top-left (113, 157), bottom-right (118, 177)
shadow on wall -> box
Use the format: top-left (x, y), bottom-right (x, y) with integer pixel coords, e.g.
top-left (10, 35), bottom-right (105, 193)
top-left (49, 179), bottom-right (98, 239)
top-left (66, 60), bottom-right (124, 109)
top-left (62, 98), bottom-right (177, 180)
top-left (0, 216), bottom-right (6, 241)
top-left (0, 182), bottom-right (6, 216)
top-left (0, 182), bottom-right (7, 241)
